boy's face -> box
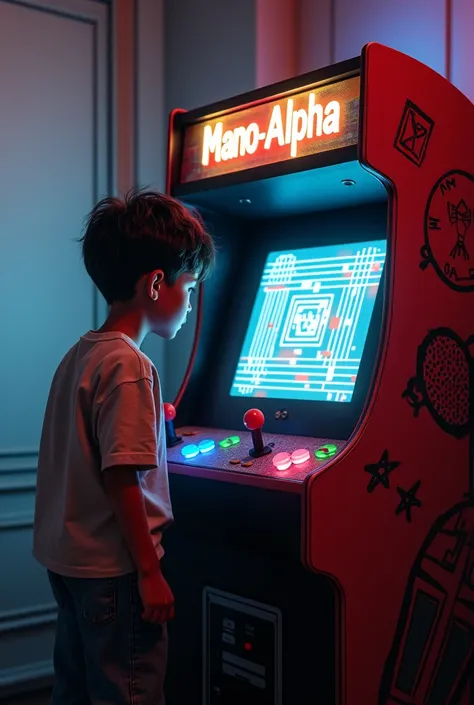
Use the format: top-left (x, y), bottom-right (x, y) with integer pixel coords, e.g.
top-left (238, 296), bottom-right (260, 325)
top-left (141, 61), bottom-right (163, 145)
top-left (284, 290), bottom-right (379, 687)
top-left (146, 270), bottom-right (197, 339)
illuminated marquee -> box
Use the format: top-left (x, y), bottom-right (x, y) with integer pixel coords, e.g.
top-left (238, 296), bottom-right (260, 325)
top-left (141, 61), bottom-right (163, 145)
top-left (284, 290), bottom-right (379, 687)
top-left (179, 76), bottom-right (360, 183)
top-left (202, 96), bottom-right (340, 165)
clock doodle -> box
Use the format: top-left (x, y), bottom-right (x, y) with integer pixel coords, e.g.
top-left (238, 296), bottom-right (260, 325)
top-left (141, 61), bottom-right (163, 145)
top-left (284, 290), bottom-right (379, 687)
top-left (421, 170), bottom-right (474, 291)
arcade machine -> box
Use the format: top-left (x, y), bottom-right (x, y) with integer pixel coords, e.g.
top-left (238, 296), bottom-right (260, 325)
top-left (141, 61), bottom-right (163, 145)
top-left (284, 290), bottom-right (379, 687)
top-left (163, 43), bottom-right (474, 705)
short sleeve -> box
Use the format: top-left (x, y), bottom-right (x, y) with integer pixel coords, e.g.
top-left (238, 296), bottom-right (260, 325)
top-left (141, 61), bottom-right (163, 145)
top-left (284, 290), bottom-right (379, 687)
top-left (96, 378), bottom-right (158, 471)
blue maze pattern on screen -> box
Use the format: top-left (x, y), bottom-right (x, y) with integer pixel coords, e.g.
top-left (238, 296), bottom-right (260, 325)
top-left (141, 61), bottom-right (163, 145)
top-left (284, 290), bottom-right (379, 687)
top-left (230, 241), bottom-right (386, 403)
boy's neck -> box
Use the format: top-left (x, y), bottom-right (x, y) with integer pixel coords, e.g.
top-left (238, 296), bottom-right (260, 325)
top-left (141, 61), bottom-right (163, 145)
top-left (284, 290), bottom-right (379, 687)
top-left (96, 303), bottom-right (149, 348)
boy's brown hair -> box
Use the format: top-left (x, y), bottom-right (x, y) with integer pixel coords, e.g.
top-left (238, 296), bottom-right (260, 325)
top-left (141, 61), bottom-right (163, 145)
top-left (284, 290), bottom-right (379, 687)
top-left (80, 190), bottom-right (215, 305)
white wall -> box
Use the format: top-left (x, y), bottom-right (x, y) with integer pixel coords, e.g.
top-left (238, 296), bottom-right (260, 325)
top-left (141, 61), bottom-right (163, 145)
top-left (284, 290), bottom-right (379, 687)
top-left (135, 0), bottom-right (167, 373)
top-left (297, 0), bottom-right (474, 102)
top-left (0, 0), bottom-right (165, 695)
top-left (0, 0), bottom-right (110, 694)
top-left (333, 0), bottom-right (446, 75)
top-left (298, 0), bottom-right (334, 72)
top-left (451, 0), bottom-right (474, 102)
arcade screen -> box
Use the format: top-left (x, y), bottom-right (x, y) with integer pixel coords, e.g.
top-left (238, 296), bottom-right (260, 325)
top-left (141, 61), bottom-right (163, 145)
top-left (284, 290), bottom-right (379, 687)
top-left (230, 240), bottom-right (386, 403)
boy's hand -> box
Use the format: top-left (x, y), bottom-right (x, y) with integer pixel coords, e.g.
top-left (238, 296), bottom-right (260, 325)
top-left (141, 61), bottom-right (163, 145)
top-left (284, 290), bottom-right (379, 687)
top-left (138, 568), bottom-right (175, 623)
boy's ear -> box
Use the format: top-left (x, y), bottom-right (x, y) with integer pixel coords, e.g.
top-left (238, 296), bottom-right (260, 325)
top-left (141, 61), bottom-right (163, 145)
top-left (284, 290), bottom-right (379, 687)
top-left (147, 270), bottom-right (164, 301)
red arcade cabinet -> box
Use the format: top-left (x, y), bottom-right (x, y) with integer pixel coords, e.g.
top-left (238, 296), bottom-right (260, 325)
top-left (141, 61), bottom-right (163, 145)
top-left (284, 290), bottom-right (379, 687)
top-left (164, 43), bottom-right (474, 705)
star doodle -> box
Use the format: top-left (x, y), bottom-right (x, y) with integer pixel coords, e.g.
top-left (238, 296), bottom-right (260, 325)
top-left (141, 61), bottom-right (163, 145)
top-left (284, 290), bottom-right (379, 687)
top-left (395, 480), bottom-right (422, 522)
top-left (364, 450), bottom-right (401, 493)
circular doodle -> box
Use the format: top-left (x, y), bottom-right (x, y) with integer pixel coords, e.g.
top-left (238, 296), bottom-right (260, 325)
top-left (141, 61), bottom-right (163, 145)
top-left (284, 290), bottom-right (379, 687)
top-left (424, 170), bottom-right (474, 292)
top-left (418, 328), bottom-right (470, 438)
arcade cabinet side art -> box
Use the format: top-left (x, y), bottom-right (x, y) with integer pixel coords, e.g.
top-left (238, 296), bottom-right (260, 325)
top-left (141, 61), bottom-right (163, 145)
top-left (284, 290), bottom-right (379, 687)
top-left (304, 44), bottom-right (474, 705)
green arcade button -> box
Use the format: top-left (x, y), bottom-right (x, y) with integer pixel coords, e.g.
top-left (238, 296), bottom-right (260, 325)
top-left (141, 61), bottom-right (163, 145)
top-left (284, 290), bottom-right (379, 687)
top-left (315, 443), bottom-right (338, 460)
top-left (219, 435), bottom-right (241, 449)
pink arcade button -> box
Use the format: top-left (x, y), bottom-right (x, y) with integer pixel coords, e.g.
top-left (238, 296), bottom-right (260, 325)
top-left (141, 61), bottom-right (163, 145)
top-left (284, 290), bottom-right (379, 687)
top-left (291, 448), bottom-right (310, 465)
top-left (272, 452), bottom-right (292, 471)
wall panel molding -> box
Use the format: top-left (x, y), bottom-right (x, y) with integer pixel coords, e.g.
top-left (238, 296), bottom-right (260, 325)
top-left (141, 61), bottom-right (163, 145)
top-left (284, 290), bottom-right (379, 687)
top-left (0, 660), bottom-right (53, 689)
top-left (0, 450), bottom-right (38, 458)
top-left (0, 476), bottom-right (36, 492)
top-left (0, 510), bottom-right (34, 530)
top-left (0, 603), bottom-right (57, 635)
top-left (0, 449), bottom-right (38, 476)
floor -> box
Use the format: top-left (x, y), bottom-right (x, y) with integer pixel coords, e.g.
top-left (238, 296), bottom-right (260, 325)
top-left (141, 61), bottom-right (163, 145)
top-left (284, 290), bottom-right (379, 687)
top-left (0, 690), bottom-right (51, 705)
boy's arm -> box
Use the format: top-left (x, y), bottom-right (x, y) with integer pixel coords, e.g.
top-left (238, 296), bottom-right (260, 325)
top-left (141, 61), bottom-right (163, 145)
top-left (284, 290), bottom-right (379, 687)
top-left (96, 376), bottom-right (174, 622)
top-left (103, 467), bottom-right (161, 576)
top-left (103, 466), bottom-right (174, 623)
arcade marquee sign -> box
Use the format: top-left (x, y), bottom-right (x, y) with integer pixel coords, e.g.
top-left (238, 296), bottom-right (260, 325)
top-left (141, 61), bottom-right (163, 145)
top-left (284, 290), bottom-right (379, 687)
top-left (179, 75), bottom-right (360, 183)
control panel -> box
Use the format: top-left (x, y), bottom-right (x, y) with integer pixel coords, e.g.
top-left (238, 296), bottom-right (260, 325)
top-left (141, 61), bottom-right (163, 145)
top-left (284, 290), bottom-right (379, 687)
top-left (165, 404), bottom-right (343, 482)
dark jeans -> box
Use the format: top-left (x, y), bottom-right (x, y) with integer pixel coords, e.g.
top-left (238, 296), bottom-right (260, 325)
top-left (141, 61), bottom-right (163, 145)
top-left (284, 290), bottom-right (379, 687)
top-left (48, 570), bottom-right (167, 705)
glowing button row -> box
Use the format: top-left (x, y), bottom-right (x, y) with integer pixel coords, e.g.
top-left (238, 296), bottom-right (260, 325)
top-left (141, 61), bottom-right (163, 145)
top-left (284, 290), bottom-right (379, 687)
top-left (181, 439), bottom-right (216, 459)
top-left (272, 448), bottom-right (310, 471)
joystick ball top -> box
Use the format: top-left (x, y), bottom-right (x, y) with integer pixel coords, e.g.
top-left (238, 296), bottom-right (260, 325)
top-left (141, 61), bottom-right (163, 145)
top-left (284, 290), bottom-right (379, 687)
top-left (163, 403), bottom-right (176, 422)
top-left (243, 408), bottom-right (265, 431)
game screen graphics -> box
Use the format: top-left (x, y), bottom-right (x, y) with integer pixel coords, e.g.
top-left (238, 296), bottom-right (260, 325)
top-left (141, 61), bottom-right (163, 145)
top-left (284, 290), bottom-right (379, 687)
top-left (230, 240), bottom-right (387, 403)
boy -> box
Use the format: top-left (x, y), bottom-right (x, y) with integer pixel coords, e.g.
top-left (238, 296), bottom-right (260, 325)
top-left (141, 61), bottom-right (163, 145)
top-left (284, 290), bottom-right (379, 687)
top-left (33, 190), bottom-right (215, 704)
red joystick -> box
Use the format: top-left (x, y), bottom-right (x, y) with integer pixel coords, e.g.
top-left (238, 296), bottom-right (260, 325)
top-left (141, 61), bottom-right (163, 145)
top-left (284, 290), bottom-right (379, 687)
top-left (243, 408), bottom-right (272, 458)
top-left (163, 403), bottom-right (182, 448)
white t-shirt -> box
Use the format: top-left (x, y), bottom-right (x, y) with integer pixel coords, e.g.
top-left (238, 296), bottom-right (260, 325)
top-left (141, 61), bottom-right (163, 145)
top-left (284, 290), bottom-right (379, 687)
top-left (33, 331), bottom-right (173, 578)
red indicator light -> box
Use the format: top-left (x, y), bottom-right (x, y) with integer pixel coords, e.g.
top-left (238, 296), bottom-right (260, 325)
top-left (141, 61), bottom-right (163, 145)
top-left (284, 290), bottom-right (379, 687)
top-left (244, 642), bottom-right (252, 651)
